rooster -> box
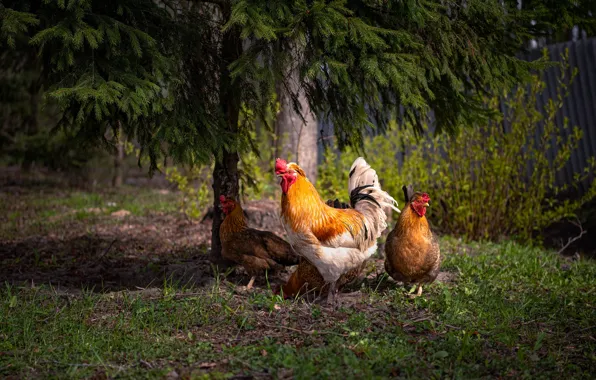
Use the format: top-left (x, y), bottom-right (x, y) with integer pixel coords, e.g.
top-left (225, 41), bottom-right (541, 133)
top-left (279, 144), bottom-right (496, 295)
top-left (278, 199), bottom-right (364, 299)
top-left (275, 157), bottom-right (399, 305)
top-left (384, 185), bottom-right (441, 297)
top-left (219, 195), bottom-right (299, 289)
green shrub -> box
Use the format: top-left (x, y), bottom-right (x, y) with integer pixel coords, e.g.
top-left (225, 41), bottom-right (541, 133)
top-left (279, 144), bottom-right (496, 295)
top-left (317, 52), bottom-right (596, 243)
top-left (236, 101), bottom-right (281, 201)
top-left (165, 166), bottom-right (212, 221)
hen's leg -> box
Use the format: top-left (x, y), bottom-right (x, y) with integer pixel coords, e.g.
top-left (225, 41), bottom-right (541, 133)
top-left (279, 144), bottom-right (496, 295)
top-left (407, 284), bottom-right (423, 298)
top-left (246, 276), bottom-right (256, 290)
top-left (416, 285), bottom-right (423, 297)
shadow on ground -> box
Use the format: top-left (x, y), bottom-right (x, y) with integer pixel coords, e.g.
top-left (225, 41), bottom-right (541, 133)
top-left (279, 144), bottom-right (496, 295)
top-left (0, 234), bottom-right (214, 291)
top-left (0, 226), bottom-right (304, 293)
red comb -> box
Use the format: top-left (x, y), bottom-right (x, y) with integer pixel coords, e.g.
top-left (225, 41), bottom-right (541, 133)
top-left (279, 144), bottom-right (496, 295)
top-left (275, 158), bottom-right (287, 173)
top-left (219, 195), bottom-right (226, 202)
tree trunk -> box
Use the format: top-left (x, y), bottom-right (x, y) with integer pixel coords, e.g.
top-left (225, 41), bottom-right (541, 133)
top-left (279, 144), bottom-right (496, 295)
top-left (210, 150), bottom-right (240, 266)
top-left (275, 73), bottom-right (318, 183)
top-left (112, 121), bottom-right (124, 187)
top-left (209, 6), bottom-right (242, 266)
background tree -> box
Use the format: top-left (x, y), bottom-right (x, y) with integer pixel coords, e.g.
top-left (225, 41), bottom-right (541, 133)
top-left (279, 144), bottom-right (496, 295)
top-left (2, 0), bottom-right (595, 264)
top-left (274, 75), bottom-right (319, 183)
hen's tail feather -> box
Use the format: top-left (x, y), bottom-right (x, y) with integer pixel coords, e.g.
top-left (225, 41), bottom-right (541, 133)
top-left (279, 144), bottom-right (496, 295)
top-left (402, 184), bottom-right (414, 203)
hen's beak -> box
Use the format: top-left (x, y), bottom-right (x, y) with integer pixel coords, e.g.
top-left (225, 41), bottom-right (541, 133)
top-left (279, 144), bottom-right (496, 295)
top-left (424, 202), bottom-right (430, 207)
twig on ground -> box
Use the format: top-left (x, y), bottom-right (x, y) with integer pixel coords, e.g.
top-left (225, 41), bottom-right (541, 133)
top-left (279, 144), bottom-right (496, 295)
top-left (557, 217), bottom-right (586, 255)
top-left (92, 239), bottom-right (117, 265)
top-left (38, 306), bottom-right (65, 323)
top-left (402, 316), bottom-right (432, 327)
top-left (40, 360), bottom-right (125, 371)
top-left (401, 316), bottom-right (463, 332)
top-left (261, 323), bottom-right (347, 336)
top-left (566, 325), bottom-right (596, 337)
top-left (147, 292), bottom-right (206, 300)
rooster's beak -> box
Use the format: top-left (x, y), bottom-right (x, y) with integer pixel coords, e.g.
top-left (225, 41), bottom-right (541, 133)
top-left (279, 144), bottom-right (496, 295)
top-left (424, 202), bottom-right (430, 207)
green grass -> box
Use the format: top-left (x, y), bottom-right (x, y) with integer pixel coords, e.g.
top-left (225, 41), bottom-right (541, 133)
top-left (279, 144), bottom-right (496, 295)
top-left (0, 184), bottom-right (594, 377)
top-left (0, 186), bottom-right (179, 239)
top-left (1, 239), bottom-right (595, 379)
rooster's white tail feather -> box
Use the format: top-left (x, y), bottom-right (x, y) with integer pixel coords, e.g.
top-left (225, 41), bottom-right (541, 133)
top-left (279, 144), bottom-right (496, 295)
top-left (348, 157), bottom-right (400, 213)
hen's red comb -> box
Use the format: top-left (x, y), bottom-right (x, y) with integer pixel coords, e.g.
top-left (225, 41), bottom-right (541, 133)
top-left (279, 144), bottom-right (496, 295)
top-left (219, 195), bottom-right (226, 203)
top-left (275, 158), bottom-right (288, 173)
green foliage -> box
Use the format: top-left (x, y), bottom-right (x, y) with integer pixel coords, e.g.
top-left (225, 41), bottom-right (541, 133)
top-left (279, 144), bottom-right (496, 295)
top-left (1, 0), bottom-right (227, 173)
top-left (317, 148), bottom-right (351, 202)
top-left (162, 126), bottom-right (279, 222)
top-left (161, 98), bottom-right (280, 221)
top-left (165, 166), bottom-right (212, 222)
top-left (237, 100), bottom-right (281, 200)
top-left (0, 8), bottom-right (39, 48)
top-left (5, 127), bottom-right (100, 171)
top-left (226, 0), bottom-right (554, 149)
top-left (317, 53), bottom-right (596, 243)
top-left (2, 0), bottom-right (595, 193)
top-left (2, 0), bottom-right (595, 173)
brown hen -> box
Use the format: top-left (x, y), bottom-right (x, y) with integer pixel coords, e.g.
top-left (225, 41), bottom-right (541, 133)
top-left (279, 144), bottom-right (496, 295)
top-left (384, 185), bottom-right (441, 297)
top-left (219, 195), bottom-right (299, 288)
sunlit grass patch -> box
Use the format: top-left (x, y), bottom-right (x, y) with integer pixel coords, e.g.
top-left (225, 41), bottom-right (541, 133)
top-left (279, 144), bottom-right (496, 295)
top-left (1, 239), bottom-right (595, 378)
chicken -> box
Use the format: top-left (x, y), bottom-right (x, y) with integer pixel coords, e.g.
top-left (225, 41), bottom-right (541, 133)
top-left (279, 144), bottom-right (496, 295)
top-left (219, 195), bottom-right (299, 289)
top-left (277, 199), bottom-right (365, 299)
top-left (278, 259), bottom-right (365, 300)
top-left (384, 185), bottom-right (441, 297)
top-left (275, 157), bottom-right (400, 305)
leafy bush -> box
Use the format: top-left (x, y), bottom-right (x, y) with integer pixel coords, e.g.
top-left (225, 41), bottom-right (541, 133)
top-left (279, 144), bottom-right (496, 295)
top-left (237, 104), bottom-right (278, 200)
top-left (317, 53), bottom-right (596, 243)
top-left (165, 166), bottom-right (211, 221)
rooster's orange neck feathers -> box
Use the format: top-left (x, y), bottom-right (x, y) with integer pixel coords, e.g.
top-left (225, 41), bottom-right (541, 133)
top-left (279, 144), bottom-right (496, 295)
top-left (281, 175), bottom-right (362, 242)
top-left (220, 203), bottom-right (247, 243)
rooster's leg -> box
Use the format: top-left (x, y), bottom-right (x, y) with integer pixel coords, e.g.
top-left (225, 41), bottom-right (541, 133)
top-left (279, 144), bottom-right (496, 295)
top-left (246, 276), bottom-right (256, 290)
top-left (326, 281), bottom-right (337, 307)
